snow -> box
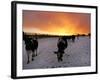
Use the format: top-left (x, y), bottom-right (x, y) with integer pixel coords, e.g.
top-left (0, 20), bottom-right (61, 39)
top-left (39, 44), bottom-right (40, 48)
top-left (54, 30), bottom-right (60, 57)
top-left (23, 36), bottom-right (91, 69)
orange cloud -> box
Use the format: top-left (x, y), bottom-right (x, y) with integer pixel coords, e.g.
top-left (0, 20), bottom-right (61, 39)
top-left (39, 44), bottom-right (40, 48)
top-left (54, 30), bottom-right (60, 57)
top-left (23, 10), bottom-right (91, 35)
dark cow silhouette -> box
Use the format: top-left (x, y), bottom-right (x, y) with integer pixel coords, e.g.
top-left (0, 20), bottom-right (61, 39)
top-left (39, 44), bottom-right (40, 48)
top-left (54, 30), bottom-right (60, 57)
top-left (23, 32), bottom-right (38, 64)
top-left (24, 36), bottom-right (33, 64)
top-left (76, 34), bottom-right (79, 40)
top-left (31, 37), bottom-right (38, 60)
top-left (66, 35), bottom-right (76, 42)
top-left (72, 35), bottom-right (75, 42)
top-left (55, 36), bottom-right (68, 62)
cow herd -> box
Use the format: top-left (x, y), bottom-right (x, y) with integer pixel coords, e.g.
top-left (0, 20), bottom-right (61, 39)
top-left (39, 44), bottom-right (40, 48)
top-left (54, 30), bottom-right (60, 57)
top-left (23, 32), bottom-right (77, 64)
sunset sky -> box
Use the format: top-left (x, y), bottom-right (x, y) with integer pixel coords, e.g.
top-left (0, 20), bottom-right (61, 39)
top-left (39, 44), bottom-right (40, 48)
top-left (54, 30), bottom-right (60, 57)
top-left (23, 10), bottom-right (91, 36)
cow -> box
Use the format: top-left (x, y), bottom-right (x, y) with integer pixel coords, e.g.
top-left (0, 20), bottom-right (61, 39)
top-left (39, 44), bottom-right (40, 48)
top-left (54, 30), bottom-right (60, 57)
top-left (23, 32), bottom-right (38, 64)
top-left (54, 36), bottom-right (68, 62)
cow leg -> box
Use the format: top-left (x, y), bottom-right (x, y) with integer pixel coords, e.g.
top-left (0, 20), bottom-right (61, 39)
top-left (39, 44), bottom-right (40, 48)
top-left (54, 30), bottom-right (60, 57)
top-left (27, 51), bottom-right (30, 64)
top-left (59, 53), bottom-right (61, 62)
top-left (57, 52), bottom-right (59, 62)
top-left (35, 49), bottom-right (37, 56)
top-left (57, 52), bottom-right (61, 62)
top-left (60, 53), bottom-right (63, 61)
top-left (32, 51), bottom-right (35, 61)
top-left (58, 52), bottom-right (63, 62)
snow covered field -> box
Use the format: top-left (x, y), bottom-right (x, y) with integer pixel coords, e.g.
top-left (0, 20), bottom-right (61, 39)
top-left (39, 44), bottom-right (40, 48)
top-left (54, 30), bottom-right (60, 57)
top-left (23, 36), bottom-right (91, 69)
